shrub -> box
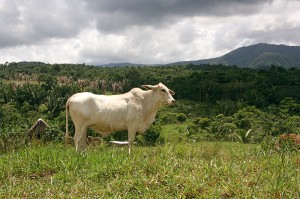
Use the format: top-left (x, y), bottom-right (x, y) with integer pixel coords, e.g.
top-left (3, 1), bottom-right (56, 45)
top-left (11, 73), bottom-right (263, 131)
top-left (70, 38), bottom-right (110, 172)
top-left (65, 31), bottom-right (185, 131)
top-left (276, 134), bottom-right (300, 151)
top-left (41, 127), bottom-right (64, 142)
top-left (110, 130), bottom-right (128, 141)
top-left (210, 121), bottom-right (238, 139)
top-left (193, 117), bottom-right (211, 128)
top-left (185, 124), bottom-right (212, 142)
top-left (216, 99), bottom-right (237, 116)
top-left (235, 129), bottom-right (252, 143)
top-left (157, 112), bottom-right (178, 124)
top-left (260, 136), bottom-right (277, 153)
top-left (142, 125), bottom-right (163, 146)
top-left (104, 125), bottom-right (163, 146)
top-left (176, 113), bottom-right (187, 122)
top-left (283, 116), bottom-right (300, 134)
top-left (233, 106), bottom-right (272, 141)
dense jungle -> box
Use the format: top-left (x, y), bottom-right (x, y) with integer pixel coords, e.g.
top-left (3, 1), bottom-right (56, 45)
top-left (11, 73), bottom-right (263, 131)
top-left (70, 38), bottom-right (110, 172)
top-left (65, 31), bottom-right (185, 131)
top-left (0, 62), bottom-right (299, 150)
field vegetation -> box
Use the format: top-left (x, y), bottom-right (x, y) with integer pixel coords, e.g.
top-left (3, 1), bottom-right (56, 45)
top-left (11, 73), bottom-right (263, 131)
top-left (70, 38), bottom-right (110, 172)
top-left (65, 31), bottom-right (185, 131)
top-left (0, 142), bottom-right (299, 198)
top-left (0, 62), bottom-right (299, 198)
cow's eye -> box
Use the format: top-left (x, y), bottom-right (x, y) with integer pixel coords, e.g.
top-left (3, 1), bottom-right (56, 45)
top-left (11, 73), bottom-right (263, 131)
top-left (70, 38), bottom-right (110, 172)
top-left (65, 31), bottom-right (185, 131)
top-left (161, 89), bottom-right (166, 92)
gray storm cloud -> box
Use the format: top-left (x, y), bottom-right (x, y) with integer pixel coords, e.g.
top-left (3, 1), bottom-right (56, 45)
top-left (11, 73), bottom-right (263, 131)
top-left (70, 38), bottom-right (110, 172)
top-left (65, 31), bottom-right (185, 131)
top-left (0, 0), bottom-right (299, 64)
top-left (87, 0), bottom-right (271, 32)
top-left (0, 0), bottom-right (88, 47)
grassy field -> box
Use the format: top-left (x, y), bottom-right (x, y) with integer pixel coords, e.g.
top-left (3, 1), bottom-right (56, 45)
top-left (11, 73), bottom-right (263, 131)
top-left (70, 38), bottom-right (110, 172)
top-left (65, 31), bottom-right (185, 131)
top-left (0, 141), bottom-right (299, 198)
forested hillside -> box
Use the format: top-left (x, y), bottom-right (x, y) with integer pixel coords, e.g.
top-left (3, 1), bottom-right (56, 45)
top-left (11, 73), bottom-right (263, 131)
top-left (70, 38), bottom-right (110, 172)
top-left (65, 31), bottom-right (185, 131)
top-left (166, 43), bottom-right (300, 69)
top-left (1, 62), bottom-right (300, 151)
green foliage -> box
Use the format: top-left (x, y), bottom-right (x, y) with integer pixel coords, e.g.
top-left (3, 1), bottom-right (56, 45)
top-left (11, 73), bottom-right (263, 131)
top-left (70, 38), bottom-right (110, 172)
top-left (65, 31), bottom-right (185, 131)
top-left (108, 130), bottom-right (128, 141)
top-left (193, 117), bottom-right (211, 128)
top-left (278, 97), bottom-right (300, 116)
top-left (104, 125), bottom-right (163, 146)
top-left (157, 112), bottom-right (187, 124)
top-left (157, 112), bottom-right (179, 124)
top-left (235, 129), bottom-right (252, 143)
top-left (0, 62), bottom-right (300, 149)
top-left (141, 125), bottom-right (163, 146)
top-left (278, 137), bottom-right (300, 151)
top-left (0, 126), bottom-right (27, 154)
top-left (216, 99), bottom-right (247, 116)
top-left (176, 113), bottom-right (187, 122)
top-left (210, 115), bottom-right (238, 139)
top-left (185, 103), bottom-right (300, 143)
top-left (1, 62), bottom-right (299, 198)
top-left (1, 62), bottom-right (300, 105)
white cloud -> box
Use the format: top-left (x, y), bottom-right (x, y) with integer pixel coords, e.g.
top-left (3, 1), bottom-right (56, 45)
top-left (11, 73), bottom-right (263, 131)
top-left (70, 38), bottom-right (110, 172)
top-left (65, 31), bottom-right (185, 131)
top-left (0, 38), bottom-right (81, 63)
top-left (0, 0), bottom-right (299, 64)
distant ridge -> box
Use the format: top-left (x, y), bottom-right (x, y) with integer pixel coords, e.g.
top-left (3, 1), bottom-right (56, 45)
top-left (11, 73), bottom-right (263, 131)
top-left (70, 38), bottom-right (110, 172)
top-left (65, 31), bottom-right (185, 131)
top-left (18, 43), bottom-right (297, 69)
top-left (98, 43), bottom-right (300, 69)
top-left (165, 43), bottom-right (300, 68)
top-left (98, 62), bottom-right (146, 67)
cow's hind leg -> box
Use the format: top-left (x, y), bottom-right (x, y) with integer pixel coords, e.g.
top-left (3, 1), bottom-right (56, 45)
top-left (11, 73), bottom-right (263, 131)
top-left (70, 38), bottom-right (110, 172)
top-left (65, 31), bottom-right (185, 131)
top-left (74, 124), bottom-right (88, 153)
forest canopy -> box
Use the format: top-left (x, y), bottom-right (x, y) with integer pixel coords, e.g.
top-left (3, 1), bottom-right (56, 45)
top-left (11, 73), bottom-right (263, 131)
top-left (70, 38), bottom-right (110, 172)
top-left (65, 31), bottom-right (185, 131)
top-left (0, 62), bottom-right (300, 150)
top-left (1, 62), bottom-right (299, 106)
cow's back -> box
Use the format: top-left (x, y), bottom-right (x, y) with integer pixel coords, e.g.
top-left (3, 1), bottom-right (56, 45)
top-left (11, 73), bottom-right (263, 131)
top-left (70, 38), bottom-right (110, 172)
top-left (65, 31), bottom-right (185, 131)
top-left (68, 92), bottom-right (98, 118)
top-left (68, 92), bottom-right (131, 132)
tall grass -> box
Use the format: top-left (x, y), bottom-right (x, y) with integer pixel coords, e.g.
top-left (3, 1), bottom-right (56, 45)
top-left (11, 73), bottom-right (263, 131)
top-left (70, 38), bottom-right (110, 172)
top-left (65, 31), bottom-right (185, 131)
top-left (0, 142), bottom-right (299, 198)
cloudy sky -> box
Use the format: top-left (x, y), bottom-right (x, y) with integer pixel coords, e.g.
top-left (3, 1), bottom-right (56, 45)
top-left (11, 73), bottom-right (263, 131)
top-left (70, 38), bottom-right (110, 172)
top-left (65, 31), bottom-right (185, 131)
top-left (0, 0), bottom-right (300, 65)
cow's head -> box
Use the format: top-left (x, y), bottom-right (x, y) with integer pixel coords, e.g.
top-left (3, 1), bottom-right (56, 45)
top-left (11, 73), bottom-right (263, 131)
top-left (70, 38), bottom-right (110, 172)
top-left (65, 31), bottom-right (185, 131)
top-left (141, 83), bottom-right (175, 105)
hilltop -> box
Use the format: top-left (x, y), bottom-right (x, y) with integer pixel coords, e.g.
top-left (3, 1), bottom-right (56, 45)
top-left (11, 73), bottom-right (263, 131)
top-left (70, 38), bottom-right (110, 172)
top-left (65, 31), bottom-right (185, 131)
top-left (166, 43), bottom-right (300, 69)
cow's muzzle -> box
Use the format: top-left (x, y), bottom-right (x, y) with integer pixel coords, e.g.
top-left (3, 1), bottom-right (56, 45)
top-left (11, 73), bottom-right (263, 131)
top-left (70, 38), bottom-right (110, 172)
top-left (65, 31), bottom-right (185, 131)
top-left (168, 99), bottom-right (176, 105)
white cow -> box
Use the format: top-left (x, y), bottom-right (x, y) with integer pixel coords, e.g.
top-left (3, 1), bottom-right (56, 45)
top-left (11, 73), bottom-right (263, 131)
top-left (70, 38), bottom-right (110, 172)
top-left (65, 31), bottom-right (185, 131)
top-left (65, 83), bottom-right (175, 153)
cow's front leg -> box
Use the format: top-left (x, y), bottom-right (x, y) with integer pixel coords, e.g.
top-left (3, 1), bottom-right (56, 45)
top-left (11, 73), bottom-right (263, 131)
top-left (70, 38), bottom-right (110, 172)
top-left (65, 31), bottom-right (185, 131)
top-left (128, 128), bottom-right (137, 154)
top-left (74, 126), bottom-right (87, 153)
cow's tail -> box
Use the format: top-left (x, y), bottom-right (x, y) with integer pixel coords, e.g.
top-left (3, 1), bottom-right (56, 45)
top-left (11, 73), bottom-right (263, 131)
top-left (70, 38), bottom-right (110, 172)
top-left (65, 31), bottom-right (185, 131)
top-left (65, 99), bottom-right (71, 144)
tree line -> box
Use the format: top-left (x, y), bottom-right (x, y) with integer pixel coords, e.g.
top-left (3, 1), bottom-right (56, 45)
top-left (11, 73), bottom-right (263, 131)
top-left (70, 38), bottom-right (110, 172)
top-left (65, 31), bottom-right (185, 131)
top-left (0, 62), bottom-right (299, 151)
top-left (1, 62), bottom-right (300, 105)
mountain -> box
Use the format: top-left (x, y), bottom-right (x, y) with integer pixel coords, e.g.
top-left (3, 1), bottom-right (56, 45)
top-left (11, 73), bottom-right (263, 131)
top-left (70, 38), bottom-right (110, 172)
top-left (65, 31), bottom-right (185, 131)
top-left (98, 62), bottom-right (146, 67)
top-left (165, 43), bottom-right (300, 69)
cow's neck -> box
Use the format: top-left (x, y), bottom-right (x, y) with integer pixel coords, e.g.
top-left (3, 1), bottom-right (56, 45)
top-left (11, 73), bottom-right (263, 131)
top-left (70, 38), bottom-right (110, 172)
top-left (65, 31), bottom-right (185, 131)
top-left (142, 90), bottom-right (161, 122)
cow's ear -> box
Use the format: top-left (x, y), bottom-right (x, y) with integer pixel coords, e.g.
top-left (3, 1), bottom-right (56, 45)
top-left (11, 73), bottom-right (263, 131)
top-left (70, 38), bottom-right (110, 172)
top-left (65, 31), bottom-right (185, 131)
top-left (141, 85), bottom-right (155, 90)
top-left (169, 89), bottom-right (175, 95)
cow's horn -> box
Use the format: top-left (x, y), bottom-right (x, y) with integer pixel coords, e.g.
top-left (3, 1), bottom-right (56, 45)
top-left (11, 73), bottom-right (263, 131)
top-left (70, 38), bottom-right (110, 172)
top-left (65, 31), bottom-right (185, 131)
top-left (141, 85), bottom-right (155, 90)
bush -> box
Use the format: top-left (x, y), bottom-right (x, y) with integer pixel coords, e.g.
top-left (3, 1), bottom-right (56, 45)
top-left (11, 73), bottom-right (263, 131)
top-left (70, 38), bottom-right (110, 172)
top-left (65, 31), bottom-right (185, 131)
top-left (176, 113), bottom-right (187, 122)
top-left (142, 125), bottom-right (163, 146)
top-left (233, 106), bottom-right (272, 141)
top-left (0, 126), bottom-right (27, 154)
top-left (235, 129), bottom-right (252, 143)
top-left (109, 130), bottom-right (128, 141)
top-left (158, 112), bottom-right (187, 124)
top-left (185, 124), bottom-right (211, 142)
top-left (216, 99), bottom-right (237, 116)
top-left (41, 127), bottom-right (64, 142)
top-left (183, 117), bottom-right (212, 142)
top-left (276, 134), bottom-right (300, 151)
top-left (193, 117), bottom-right (211, 128)
top-left (260, 136), bottom-right (277, 153)
top-left (216, 99), bottom-right (247, 116)
top-left (104, 125), bottom-right (163, 146)
top-left (210, 121), bottom-right (238, 141)
top-left (283, 116), bottom-right (300, 134)
top-left (157, 112), bottom-right (178, 124)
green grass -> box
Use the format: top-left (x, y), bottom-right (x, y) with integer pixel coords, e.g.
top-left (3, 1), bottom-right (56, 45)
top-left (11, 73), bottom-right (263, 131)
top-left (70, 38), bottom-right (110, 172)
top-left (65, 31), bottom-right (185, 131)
top-left (161, 123), bottom-right (189, 143)
top-left (0, 142), bottom-right (299, 198)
